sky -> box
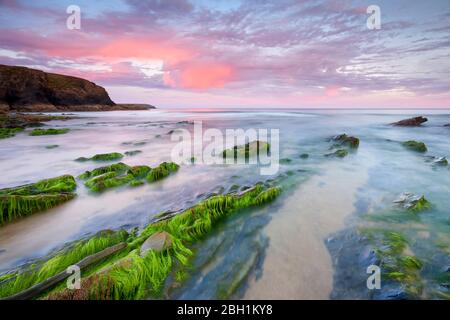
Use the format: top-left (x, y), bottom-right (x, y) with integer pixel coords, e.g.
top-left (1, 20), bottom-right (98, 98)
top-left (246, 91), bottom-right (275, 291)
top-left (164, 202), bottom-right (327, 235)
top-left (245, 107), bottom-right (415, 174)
top-left (0, 0), bottom-right (449, 109)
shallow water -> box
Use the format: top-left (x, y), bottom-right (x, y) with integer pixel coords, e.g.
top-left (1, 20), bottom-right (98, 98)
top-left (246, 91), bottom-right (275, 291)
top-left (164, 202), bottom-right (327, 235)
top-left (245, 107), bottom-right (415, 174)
top-left (0, 109), bottom-right (449, 299)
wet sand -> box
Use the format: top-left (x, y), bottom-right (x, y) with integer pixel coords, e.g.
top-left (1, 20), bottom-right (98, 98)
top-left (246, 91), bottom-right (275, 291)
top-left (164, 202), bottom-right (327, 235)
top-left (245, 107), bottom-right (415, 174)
top-left (243, 162), bottom-right (368, 299)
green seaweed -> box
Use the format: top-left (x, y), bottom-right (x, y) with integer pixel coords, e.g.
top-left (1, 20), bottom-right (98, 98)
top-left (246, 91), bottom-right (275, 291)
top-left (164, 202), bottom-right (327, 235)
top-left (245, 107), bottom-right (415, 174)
top-left (80, 162), bottom-right (178, 192)
top-left (0, 175), bottom-right (77, 225)
top-left (0, 128), bottom-right (23, 139)
top-left (127, 165), bottom-right (151, 178)
top-left (45, 184), bottom-right (282, 300)
top-left (402, 140), bottom-right (427, 153)
top-left (76, 152), bottom-right (124, 162)
top-left (29, 128), bottom-right (69, 136)
top-left (78, 163), bottom-right (130, 180)
top-left (0, 229), bottom-right (128, 298)
top-left (222, 141), bottom-right (270, 160)
top-left (146, 162), bottom-right (179, 182)
top-left (361, 229), bottom-right (424, 297)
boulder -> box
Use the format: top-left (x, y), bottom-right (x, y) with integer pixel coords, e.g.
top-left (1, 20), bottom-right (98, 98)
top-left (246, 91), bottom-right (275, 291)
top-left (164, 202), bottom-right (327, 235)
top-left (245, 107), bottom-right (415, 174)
top-left (391, 116), bottom-right (427, 126)
top-left (393, 192), bottom-right (431, 212)
top-left (140, 231), bottom-right (173, 257)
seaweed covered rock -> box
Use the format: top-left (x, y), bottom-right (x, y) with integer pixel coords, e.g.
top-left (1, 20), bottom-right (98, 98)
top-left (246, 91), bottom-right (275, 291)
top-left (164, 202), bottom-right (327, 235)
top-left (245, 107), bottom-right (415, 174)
top-left (79, 162), bottom-right (179, 192)
top-left (124, 150), bottom-right (142, 156)
top-left (362, 229), bottom-right (424, 297)
top-left (425, 156), bottom-right (448, 166)
top-left (43, 183), bottom-right (282, 300)
top-left (78, 162), bottom-right (130, 180)
top-left (392, 116), bottom-right (428, 126)
top-left (325, 149), bottom-right (348, 158)
top-left (146, 162), bottom-right (179, 182)
top-left (393, 192), bottom-right (432, 213)
top-left (222, 140), bottom-right (270, 159)
top-left (402, 140), bottom-right (427, 153)
top-left (75, 152), bottom-right (124, 162)
top-left (0, 175), bottom-right (76, 225)
top-left (29, 128), bottom-right (70, 136)
top-left (332, 134), bottom-right (360, 148)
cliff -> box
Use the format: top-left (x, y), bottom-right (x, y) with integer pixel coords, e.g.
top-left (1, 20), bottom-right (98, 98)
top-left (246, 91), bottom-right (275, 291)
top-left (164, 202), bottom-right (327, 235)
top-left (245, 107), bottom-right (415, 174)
top-left (0, 64), bottom-right (154, 112)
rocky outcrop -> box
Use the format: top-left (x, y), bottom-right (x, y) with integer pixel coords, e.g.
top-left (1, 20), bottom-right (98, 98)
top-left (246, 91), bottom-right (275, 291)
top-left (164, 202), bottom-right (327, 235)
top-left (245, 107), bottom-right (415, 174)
top-left (391, 116), bottom-right (428, 126)
top-left (0, 64), bottom-right (155, 111)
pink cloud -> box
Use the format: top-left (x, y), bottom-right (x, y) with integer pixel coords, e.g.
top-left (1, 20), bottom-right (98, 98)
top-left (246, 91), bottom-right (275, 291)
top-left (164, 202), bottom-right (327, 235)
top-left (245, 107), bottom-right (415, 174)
top-left (164, 62), bottom-right (235, 89)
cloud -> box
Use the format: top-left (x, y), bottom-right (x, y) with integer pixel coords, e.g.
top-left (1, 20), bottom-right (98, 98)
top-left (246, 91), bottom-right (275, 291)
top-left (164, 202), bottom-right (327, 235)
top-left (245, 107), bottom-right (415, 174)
top-left (0, 0), bottom-right (449, 107)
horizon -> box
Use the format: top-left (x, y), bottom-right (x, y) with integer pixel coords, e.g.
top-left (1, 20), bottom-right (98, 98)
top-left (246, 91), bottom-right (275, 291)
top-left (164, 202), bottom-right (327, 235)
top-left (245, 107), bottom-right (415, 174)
top-left (0, 0), bottom-right (449, 109)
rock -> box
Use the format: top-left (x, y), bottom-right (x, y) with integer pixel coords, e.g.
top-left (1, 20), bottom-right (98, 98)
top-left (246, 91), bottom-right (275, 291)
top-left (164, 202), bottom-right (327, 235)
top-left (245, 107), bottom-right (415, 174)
top-left (222, 140), bottom-right (270, 159)
top-left (332, 134), bottom-right (360, 148)
top-left (391, 116), bottom-right (427, 126)
top-left (402, 140), bottom-right (427, 152)
top-left (425, 156), bottom-right (448, 166)
top-left (140, 231), bottom-right (173, 257)
top-left (0, 65), bottom-right (154, 111)
top-left (325, 149), bottom-right (348, 158)
top-left (393, 192), bottom-right (431, 212)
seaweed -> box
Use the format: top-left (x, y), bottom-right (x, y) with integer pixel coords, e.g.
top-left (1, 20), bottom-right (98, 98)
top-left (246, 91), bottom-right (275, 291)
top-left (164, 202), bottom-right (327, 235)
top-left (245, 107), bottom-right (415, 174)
top-left (0, 175), bottom-right (77, 225)
top-left (0, 128), bottom-right (23, 139)
top-left (45, 183), bottom-right (282, 300)
top-left (146, 162), bottom-right (179, 182)
top-left (78, 163), bottom-right (130, 180)
top-left (0, 229), bottom-right (128, 298)
top-left (80, 162), bottom-right (178, 192)
top-left (362, 229), bottom-right (424, 297)
top-left (75, 152), bottom-right (124, 162)
top-left (29, 128), bottom-right (70, 136)
top-left (222, 141), bottom-right (270, 160)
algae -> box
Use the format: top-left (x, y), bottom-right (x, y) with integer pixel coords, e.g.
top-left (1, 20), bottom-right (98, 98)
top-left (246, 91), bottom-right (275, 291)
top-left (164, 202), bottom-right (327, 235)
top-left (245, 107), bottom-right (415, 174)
top-left (29, 128), bottom-right (70, 136)
top-left (0, 175), bottom-right (77, 225)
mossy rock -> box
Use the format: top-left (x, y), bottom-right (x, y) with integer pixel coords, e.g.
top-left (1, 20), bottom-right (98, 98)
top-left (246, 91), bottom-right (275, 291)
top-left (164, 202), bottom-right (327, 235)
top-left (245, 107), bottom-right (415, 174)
top-left (402, 140), bottom-right (427, 153)
top-left (0, 127), bottom-right (23, 139)
top-left (124, 150), bottom-right (142, 157)
top-left (280, 158), bottom-right (292, 164)
top-left (76, 152), bottom-right (124, 162)
top-left (222, 140), bottom-right (270, 159)
top-left (29, 128), bottom-right (70, 136)
top-left (325, 149), bottom-right (348, 158)
top-left (146, 162), bottom-right (179, 182)
top-left (80, 162), bottom-right (179, 192)
top-left (362, 229), bottom-right (424, 297)
top-left (393, 192), bottom-right (432, 213)
top-left (127, 165), bottom-right (151, 178)
top-left (0, 175), bottom-right (77, 225)
top-left (332, 134), bottom-right (360, 148)
top-left (78, 162), bottom-right (130, 180)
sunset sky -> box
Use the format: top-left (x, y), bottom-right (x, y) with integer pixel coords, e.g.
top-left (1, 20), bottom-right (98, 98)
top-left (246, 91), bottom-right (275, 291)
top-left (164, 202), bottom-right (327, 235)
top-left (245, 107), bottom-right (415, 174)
top-left (0, 0), bottom-right (449, 108)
